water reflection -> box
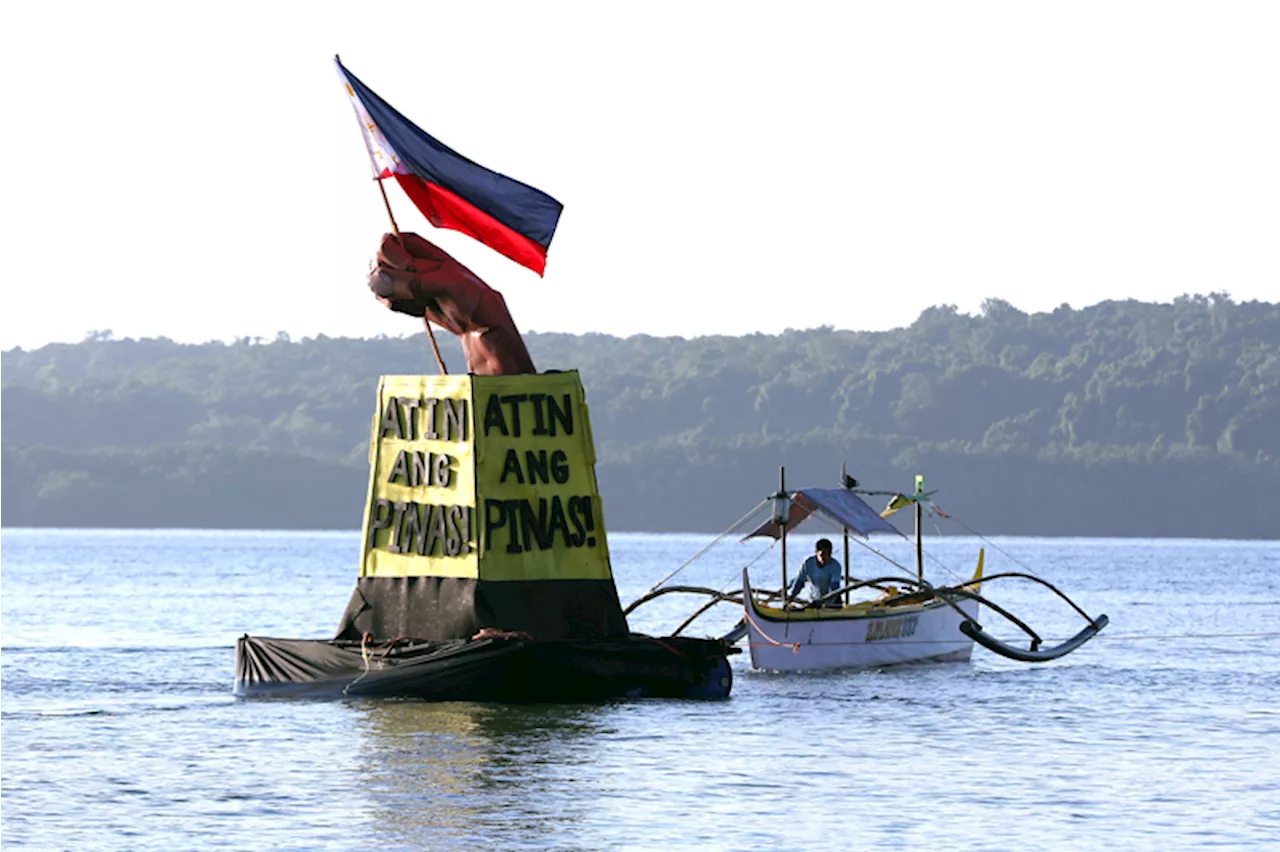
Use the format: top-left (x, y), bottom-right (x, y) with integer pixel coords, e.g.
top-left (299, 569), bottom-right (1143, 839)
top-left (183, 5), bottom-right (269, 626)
top-left (352, 700), bottom-right (612, 849)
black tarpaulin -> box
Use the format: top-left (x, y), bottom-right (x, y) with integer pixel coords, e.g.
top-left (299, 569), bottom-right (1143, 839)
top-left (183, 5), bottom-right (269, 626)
top-left (333, 577), bottom-right (629, 642)
top-left (236, 634), bottom-right (734, 701)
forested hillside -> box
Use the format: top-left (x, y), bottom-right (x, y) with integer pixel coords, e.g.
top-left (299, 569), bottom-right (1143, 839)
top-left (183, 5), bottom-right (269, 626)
top-left (3, 294), bottom-right (1277, 538)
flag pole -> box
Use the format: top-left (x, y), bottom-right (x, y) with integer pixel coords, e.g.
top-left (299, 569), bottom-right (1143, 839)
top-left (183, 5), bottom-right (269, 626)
top-left (377, 178), bottom-right (448, 375)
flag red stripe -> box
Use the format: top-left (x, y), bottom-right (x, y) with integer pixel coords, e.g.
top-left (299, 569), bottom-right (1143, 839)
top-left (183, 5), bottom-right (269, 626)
top-left (393, 175), bottom-right (549, 276)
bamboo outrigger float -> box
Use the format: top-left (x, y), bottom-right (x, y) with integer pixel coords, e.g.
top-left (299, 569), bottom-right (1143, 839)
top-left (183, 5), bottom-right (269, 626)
top-left (627, 467), bottom-right (1108, 671)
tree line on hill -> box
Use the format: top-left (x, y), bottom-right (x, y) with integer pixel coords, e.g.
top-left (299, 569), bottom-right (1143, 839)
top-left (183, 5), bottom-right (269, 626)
top-left (3, 293), bottom-right (1277, 538)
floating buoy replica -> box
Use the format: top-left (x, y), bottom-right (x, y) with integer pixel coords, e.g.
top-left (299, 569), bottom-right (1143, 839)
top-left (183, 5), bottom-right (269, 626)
top-left (235, 366), bottom-right (735, 700)
top-left (236, 62), bottom-right (734, 701)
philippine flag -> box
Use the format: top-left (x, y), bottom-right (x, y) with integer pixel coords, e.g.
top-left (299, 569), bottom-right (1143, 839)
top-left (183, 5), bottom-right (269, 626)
top-left (335, 56), bottom-right (563, 276)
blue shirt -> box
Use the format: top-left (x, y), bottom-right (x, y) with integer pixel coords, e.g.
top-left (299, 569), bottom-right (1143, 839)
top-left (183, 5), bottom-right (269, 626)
top-left (790, 554), bottom-right (843, 601)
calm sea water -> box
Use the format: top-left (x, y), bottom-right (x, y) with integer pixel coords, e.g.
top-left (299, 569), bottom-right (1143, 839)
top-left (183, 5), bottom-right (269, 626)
top-left (2, 529), bottom-right (1278, 851)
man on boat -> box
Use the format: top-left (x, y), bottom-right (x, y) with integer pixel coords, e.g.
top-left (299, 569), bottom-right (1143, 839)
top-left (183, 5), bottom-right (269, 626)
top-left (789, 538), bottom-right (843, 607)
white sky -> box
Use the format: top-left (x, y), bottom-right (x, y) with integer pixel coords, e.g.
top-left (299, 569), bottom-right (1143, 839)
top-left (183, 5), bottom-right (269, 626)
top-left (1, 2), bottom-right (1276, 350)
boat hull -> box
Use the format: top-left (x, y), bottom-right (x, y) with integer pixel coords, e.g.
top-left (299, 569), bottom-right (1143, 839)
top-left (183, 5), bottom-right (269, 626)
top-left (743, 571), bottom-right (978, 672)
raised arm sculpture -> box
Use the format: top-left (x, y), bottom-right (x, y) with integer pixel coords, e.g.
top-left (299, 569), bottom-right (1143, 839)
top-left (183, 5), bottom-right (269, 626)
top-left (366, 232), bottom-right (537, 376)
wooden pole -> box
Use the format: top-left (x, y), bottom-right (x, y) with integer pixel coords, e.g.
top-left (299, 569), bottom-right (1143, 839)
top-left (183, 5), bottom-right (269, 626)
top-left (843, 528), bottom-right (850, 607)
top-left (377, 178), bottom-right (448, 375)
top-left (779, 466), bottom-right (788, 610)
top-left (914, 474), bottom-right (924, 583)
top-left (840, 461), bottom-right (852, 605)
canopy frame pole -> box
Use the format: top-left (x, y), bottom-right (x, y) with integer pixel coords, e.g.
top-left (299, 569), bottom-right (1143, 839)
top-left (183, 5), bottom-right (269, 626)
top-left (914, 474), bottom-right (924, 583)
top-left (843, 528), bottom-right (851, 607)
top-left (779, 466), bottom-right (788, 610)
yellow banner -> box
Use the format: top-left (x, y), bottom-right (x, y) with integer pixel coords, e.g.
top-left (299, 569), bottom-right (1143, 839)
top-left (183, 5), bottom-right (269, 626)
top-left (360, 374), bottom-right (478, 578)
top-left (471, 373), bottom-right (612, 581)
top-left (358, 371), bottom-right (613, 582)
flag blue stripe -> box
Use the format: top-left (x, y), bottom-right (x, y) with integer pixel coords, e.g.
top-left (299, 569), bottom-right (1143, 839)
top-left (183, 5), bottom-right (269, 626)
top-left (337, 58), bottom-right (562, 249)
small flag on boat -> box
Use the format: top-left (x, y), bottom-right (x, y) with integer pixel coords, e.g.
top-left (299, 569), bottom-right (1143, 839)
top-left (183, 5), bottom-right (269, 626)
top-left (880, 493), bottom-right (913, 519)
top-left (334, 56), bottom-right (563, 276)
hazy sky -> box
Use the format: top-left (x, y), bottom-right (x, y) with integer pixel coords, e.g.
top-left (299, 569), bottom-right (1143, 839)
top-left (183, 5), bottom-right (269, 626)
top-left (2, 2), bottom-right (1276, 350)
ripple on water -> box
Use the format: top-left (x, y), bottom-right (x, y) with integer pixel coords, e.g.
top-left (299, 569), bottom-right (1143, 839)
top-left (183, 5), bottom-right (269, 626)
top-left (2, 532), bottom-right (1278, 850)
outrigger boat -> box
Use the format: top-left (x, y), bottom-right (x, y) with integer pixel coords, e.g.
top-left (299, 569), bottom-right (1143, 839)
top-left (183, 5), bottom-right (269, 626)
top-left (626, 467), bottom-right (1108, 672)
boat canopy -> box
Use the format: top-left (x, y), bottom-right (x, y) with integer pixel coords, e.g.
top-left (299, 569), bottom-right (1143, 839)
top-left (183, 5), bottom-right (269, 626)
top-left (744, 488), bottom-right (903, 540)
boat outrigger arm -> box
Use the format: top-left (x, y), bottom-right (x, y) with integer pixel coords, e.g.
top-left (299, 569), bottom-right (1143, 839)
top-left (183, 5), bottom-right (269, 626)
top-left (959, 612), bottom-right (1109, 662)
top-left (797, 569), bottom-right (1109, 663)
top-left (625, 570), bottom-right (1108, 662)
top-left (623, 585), bottom-right (753, 638)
